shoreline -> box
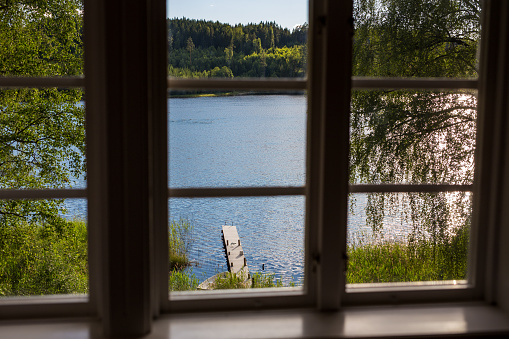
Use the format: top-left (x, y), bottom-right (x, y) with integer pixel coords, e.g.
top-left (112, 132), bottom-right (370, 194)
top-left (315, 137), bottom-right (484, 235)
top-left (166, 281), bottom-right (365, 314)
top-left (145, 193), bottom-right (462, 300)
top-left (168, 90), bottom-right (306, 98)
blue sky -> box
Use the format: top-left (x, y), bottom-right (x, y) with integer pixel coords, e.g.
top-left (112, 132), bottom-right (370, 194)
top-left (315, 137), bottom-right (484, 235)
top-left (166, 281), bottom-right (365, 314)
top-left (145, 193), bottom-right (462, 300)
top-left (167, 0), bottom-right (308, 30)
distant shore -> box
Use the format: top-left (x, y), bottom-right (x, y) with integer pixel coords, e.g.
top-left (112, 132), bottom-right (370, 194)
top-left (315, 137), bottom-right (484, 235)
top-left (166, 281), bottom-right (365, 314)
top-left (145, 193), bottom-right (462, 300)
top-left (168, 90), bottom-right (305, 98)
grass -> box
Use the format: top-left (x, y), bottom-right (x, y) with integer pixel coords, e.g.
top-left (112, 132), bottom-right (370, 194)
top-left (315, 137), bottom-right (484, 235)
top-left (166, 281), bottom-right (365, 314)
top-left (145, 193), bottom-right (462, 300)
top-left (211, 270), bottom-right (297, 289)
top-left (169, 268), bottom-right (199, 291)
top-left (169, 218), bottom-right (194, 270)
top-left (0, 213), bottom-right (469, 294)
top-left (347, 226), bottom-right (469, 283)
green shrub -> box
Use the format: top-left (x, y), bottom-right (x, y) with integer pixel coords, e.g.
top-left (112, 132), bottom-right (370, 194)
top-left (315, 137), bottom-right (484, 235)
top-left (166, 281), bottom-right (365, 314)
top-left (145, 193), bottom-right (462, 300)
top-left (0, 219), bottom-right (88, 296)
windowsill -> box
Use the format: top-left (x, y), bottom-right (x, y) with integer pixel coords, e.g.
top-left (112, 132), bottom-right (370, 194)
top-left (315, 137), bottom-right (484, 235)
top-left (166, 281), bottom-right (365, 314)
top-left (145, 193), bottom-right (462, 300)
top-left (1, 303), bottom-right (508, 338)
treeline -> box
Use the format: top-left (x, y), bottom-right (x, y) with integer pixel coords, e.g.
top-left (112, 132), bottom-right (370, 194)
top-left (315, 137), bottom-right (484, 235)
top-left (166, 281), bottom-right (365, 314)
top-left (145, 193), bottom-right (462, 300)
top-left (168, 18), bottom-right (308, 78)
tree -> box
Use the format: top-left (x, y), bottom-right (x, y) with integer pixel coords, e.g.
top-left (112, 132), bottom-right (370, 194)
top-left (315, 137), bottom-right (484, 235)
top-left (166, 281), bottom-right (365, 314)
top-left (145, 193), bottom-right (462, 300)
top-left (0, 0), bottom-right (84, 226)
top-left (186, 37), bottom-right (195, 65)
top-left (350, 0), bottom-right (481, 245)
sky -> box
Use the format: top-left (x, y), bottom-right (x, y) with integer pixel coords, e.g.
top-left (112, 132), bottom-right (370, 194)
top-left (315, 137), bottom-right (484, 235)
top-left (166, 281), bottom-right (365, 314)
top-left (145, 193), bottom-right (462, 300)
top-left (167, 0), bottom-right (308, 30)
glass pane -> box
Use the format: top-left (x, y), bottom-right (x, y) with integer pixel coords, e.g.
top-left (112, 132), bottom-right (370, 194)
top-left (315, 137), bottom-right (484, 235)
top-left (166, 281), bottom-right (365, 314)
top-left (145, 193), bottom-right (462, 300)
top-left (347, 192), bottom-right (471, 284)
top-left (167, 0), bottom-right (308, 78)
top-left (350, 90), bottom-right (477, 185)
top-left (0, 89), bottom-right (86, 189)
top-left (0, 1), bottom-right (83, 76)
top-left (353, 0), bottom-right (481, 78)
top-left (169, 93), bottom-right (306, 188)
top-left (169, 196), bottom-right (304, 292)
top-left (0, 199), bottom-right (88, 296)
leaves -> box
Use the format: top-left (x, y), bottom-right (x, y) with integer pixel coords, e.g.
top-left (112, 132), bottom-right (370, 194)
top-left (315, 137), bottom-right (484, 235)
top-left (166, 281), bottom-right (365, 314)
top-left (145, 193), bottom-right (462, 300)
top-left (0, 0), bottom-right (84, 224)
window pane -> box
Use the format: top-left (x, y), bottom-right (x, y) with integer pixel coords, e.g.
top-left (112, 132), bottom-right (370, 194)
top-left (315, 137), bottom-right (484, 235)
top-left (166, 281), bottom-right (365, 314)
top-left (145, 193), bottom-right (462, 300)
top-left (347, 192), bottom-right (471, 284)
top-left (0, 89), bottom-right (86, 189)
top-left (167, 0), bottom-right (308, 78)
top-left (353, 0), bottom-right (481, 78)
top-left (350, 90), bottom-right (477, 185)
top-left (0, 1), bottom-right (83, 77)
top-left (0, 199), bottom-right (88, 296)
top-left (168, 196), bottom-right (305, 292)
top-left (169, 94), bottom-right (306, 188)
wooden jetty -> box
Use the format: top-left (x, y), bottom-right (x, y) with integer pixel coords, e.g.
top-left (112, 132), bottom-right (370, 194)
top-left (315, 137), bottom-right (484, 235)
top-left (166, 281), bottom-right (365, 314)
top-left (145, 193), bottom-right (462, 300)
top-left (197, 225), bottom-right (250, 290)
top-left (222, 225), bottom-right (249, 277)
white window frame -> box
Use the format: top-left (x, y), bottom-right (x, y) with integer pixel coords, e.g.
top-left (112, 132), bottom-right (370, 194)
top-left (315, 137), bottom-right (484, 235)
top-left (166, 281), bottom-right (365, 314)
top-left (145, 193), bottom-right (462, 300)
top-left (3, 0), bottom-right (509, 338)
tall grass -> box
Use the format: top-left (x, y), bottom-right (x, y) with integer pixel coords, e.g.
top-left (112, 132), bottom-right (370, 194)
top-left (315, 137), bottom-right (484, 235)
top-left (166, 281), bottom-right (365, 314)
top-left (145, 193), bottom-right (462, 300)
top-left (212, 271), bottom-right (297, 289)
top-left (168, 218), bottom-right (198, 291)
top-left (169, 218), bottom-right (193, 270)
top-left (347, 225), bottom-right (469, 283)
top-left (169, 268), bottom-right (199, 291)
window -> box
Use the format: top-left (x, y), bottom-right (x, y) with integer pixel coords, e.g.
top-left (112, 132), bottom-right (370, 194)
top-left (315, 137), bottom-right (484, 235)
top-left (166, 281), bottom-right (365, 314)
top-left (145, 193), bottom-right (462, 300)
top-left (2, 0), bottom-right (509, 338)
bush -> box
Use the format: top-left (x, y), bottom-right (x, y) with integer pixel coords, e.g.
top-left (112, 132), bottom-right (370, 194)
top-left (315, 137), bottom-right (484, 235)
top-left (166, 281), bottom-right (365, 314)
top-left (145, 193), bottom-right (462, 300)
top-left (0, 219), bottom-right (88, 296)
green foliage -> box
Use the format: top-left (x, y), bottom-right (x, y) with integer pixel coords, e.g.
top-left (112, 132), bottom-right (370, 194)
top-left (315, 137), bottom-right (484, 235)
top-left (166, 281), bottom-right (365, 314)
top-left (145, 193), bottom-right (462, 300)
top-left (169, 218), bottom-right (194, 270)
top-left (212, 271), bottom-right (296, 289)
top-left (0, 0), bottom-right (84, 223)
top-left (212, 271), bottom-right (250, 290)
top-left (169, 268), bottom-right (199, 291)
top-left (347, 222), bottom-right (469, 283)
top-left (167, 18), bottom-right (307, 78)
top-left (0, 0), bottom-right (86, 296)
top-left (349, 1), bottom-right (480, 272)
top-left (0, 220), bottom-right (88, 296)
top-left (353, 0), bottom-right (480, 77)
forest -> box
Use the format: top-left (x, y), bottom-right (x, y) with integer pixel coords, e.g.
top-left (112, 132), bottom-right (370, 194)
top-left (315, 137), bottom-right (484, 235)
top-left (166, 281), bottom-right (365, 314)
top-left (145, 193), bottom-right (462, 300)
top-left (167, 18), bottom-right (308, 78)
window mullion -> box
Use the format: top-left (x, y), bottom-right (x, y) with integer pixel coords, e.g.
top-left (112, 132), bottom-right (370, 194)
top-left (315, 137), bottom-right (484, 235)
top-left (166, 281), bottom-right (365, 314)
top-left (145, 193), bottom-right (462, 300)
top-left (314, 0), bottom-right (353, 311)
